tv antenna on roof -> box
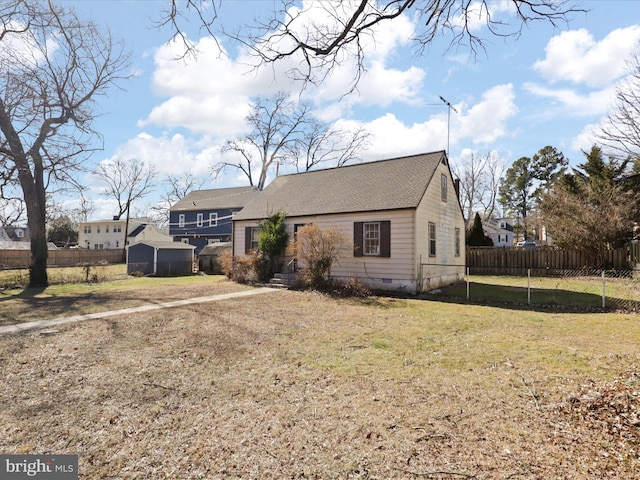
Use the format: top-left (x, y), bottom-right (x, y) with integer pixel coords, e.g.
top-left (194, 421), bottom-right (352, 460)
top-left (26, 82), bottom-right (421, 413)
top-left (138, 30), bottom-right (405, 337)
top-left (439, 96), bottom-right (458, 156)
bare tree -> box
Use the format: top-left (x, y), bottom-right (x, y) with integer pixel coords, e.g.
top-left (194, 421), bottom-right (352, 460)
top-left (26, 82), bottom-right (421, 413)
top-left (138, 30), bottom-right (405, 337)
top-left (215, 92), bottom-right (311, 190)
top-left (0, 197), bottom-right (25, 227)
top-left (216, 92), bottom-right (369, 188)
top-left (454, 151), bottom-right (505, 226)
top-left (600, 41), bottom-right (640, 158)
top-left (294, 120), bottom-right (370, 172)
top-left (163, 1), bottom-right (581, 89)
top-left (94, 157), bottom-right (156, 246)
top-left (0, 0), bottom-right (130, 287)
top-left (150, 173), bottom-right (205, 227)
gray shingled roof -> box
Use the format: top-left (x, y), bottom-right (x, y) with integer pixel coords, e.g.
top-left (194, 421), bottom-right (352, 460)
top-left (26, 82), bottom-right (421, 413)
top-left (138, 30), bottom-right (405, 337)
top-left (171, 186), bottom-right (259, 211)
top-left (234, 151), bottom-right (447, 221)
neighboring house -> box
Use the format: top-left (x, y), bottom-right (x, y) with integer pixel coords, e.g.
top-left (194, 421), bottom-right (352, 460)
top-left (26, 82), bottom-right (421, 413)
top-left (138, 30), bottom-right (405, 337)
top-left (0, 225), bottom-right (29, 243)
top-left (78, 217), bottom-right (153, 249)
top-left (484, 218), bottom-right (515, 247)
top-left (170, 186), bottom-right (259, 253)
top-left (128, 223), bottom-right (174, 244)
top-left (232, 151), bottom-right (466, 293)
top-left (0, 226), bottom-right (33, 250)
top-left (126, 240), bottom-right (196, 276)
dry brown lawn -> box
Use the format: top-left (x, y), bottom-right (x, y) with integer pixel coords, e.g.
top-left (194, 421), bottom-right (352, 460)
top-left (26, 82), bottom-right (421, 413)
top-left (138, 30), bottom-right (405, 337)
top-left (1, 280), bottom-right (639, 479)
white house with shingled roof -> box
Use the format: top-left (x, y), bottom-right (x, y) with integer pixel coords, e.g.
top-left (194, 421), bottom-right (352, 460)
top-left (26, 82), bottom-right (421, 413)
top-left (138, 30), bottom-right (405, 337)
top-left (232, 151), bottom-right (466, 293)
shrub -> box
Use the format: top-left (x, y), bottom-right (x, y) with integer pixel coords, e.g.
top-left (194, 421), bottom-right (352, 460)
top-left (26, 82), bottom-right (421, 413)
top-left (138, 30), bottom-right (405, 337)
top-left (288, 224), bottom-right (350, 289)
top-left (220, 248), bottom-right (234, 278)
top-left (228, 256), bottom-right (255, 284)
top-left (251, 250), bottom-right (271, 283)
top-left (330, 277), bottom-right (372, 298)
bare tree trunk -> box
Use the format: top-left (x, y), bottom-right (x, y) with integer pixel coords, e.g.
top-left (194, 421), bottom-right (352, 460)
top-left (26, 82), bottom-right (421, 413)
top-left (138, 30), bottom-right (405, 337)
top-left (0, 98), bottom-right (48, 287)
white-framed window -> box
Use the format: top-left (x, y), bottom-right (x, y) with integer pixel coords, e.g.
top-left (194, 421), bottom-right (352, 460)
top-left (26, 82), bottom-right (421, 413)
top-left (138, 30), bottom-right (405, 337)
top-left (179, 214), bottom-right (185, 228)
top-left (97, 226), bottom-right (101, 233)
top-left (244, 227), bottom-right (261, 253)
top-left (15, 229), bottom-right (23, 238)
top-left (83, 225), bottom-right (91, 234)
top-left (441, 174), bottom-right (448, 202)
top-left (429, 222), bottom-right (436, 257)
top-left (354, 221), bottom-right (390, 258)
top-left (115, 241), bottom-right (119, 248)
top-left (363, 222), bottom-right (380, 256)
top-left (208, 239), bottom-right (221, 245)
top-left (181, 238), bottom-right (189, 244)
top-left (455, 227), bottom-right (461, 257)
top-left (250, 227), bottom-right (260, 251)
top-left (114, 225), bottom-right (122, 233)
top-left (209, 213), bottom-right (218, 227)
top-left (197, 213), bottom-right (204, 227)
top-left (106, 225), bottom-right (109, 233)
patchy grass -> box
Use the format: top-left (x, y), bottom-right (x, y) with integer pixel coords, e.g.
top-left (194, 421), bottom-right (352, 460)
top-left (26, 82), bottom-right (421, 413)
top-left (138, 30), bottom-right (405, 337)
top-left (0, 273), bottom-right (248, 326)
top-left (1, 283), bottom-right (639, 478)
top-left (0, 264), bottom-right (128, 289)
top-left (433, 274), bottom-right (640, 312)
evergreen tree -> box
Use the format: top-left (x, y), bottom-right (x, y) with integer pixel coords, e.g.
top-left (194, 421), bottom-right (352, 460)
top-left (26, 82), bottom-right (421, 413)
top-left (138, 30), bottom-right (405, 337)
top-left (258, 210), bottom-right (289, 278)
top-left (540, 145), bottom-right (640, 266)
top-left (466, 213), bottom-right (494, 246)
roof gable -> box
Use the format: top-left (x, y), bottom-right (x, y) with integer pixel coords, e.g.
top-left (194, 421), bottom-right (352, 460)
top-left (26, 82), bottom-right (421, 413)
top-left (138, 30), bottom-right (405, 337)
top-left (127, 240), bottom-right (196, 250)
top-left (234, 151), bottom-right (447, 220)
top-left (171, 186), bottom-right (259, 211)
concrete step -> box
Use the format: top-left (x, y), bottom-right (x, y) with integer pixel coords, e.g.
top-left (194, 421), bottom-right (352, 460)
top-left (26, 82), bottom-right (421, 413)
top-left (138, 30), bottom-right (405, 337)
top-left (269, 272), bottom-right (296, 287)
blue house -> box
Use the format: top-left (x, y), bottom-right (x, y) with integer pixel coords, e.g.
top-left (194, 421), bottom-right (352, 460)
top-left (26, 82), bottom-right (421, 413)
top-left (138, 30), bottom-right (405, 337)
top-left (169, 186), bottom-right (259, 253)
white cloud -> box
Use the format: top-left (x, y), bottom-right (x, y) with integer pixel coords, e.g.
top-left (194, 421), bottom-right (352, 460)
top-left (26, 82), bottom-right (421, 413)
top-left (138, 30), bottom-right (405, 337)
top-left (571, 122), bottom-right (602, 152)
top-left (457, 84), bottom-right (518, 145)
top-left (522, 82), bottom-right (616, 117)
top-left (141, 10), bottom-right (426, 136)
top-left (362, 113), bottom-right (446, 159)
top-left (104, 132), bottom-right (213, 177)
top-left (141, 94), bottom-right (252, 136)
top-left (533, 26), bottom-right (640, 88)
top-left (354, 84), bottom-right (517, 159)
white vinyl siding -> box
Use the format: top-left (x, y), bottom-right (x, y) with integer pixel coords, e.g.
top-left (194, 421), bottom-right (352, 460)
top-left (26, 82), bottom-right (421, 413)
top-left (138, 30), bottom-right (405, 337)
top-left (234, 210), bottom-right (416, 290)
top-left (415, 163), bottom-right (466, 290)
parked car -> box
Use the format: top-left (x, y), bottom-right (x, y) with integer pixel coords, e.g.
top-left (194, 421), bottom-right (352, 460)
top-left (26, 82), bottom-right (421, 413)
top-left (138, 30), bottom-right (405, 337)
top-left (516, 241), bottom-right (537, 248)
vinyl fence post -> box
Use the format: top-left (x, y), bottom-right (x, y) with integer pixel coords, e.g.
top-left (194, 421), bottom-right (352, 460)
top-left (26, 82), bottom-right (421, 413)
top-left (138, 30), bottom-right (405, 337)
top-left (528, 269), bottom-right (531, 305)
top-left (466, 267), bottom-right (470, 301)
top-left (602, 270), bottom-right (606, 309)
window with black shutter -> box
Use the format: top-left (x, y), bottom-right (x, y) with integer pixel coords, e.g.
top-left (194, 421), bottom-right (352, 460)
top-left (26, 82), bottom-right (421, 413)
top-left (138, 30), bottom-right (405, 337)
top-left (244, 226), bottom-right (260, 254)
top-left (354, 221), bottom-right (390, 257)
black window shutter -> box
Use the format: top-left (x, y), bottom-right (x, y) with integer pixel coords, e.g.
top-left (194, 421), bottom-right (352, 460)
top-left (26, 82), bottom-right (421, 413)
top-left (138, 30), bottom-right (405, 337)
top-left (245, 227), bottom-right (252, 254)
top-left (380, 220), bottom-right (391, 257)
top-left (353, 222), bottom-right (363, 257)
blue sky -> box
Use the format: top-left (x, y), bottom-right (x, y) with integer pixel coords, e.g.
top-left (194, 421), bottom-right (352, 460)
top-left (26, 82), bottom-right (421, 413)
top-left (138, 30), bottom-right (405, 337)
top-left (59, 0), bottom-right (640, 220)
